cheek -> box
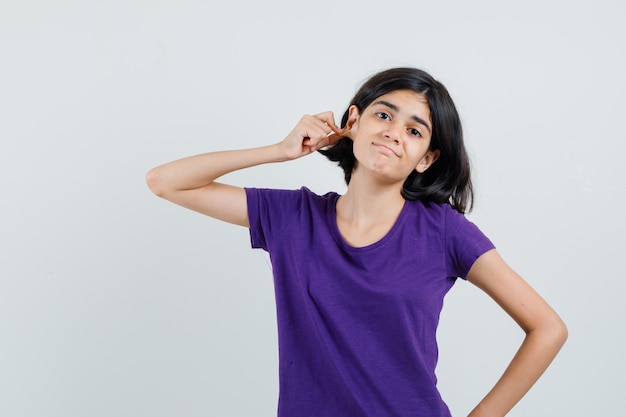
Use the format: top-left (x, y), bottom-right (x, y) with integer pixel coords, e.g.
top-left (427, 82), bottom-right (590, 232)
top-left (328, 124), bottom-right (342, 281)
top-left (352, 129), bottom-right (373, 149)
top-left (407, 142), bottom-right (425, 159)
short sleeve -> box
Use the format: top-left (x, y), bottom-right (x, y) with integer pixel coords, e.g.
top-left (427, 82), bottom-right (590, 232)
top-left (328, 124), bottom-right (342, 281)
top-left (444, 207), bottom-right (495, 279)
top-left (245, 187), bottom-right (302, 252)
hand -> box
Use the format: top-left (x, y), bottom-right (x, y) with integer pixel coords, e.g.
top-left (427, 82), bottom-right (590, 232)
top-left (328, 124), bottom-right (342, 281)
top-left (278, 112), bottom-right (347, 160)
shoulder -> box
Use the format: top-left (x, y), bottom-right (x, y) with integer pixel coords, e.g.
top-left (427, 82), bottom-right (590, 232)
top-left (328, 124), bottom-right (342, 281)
top-left (404, 199), bottom-right (456, 225)
top-left (246, 187), bottom-right (338, 250)
top-left (245, 186), bottom-right (338, 205)
top-left (404, 200), bottom-right (491, 244)
top-left (408, 200), bottom-right (476, 226)
top-left (245, 187), bottom-right (340, 220)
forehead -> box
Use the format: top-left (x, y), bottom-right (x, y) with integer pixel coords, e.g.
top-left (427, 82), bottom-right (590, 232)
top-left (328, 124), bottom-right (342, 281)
top-left (369, 89), bottom-right (432, 133)
top-left (369, 90), bottom-right (430, 117)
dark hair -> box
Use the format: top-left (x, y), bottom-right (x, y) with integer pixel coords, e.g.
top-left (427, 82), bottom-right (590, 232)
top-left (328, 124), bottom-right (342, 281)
top-left (319, 67), bottom-right (473, 213)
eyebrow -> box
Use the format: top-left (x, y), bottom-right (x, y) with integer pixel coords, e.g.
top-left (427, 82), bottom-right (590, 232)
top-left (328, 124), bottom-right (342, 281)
top-left (372, 100), bottom-right (432, 133)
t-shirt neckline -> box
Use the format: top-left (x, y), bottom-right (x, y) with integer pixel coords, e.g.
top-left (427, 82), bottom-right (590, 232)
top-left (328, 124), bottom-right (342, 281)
top-left (328, 193), bottom-right (410, 253)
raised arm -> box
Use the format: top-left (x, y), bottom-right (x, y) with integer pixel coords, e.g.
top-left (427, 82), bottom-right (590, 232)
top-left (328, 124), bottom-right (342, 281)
top-left (466, 249), bottom-right (568, 417)
top-left (145, 112), bottom-right (344, 227)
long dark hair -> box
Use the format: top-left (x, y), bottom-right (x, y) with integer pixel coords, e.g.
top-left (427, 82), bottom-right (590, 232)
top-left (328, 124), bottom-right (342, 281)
top-left (319, 67), bottom-right (473, 213)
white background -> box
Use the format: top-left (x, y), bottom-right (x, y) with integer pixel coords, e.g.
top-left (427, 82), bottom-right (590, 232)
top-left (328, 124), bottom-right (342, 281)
top-left (1, 0), bottom-right (624, 416)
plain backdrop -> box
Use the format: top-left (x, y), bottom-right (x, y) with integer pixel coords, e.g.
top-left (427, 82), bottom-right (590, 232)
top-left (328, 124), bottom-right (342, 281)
top-left (1, 0), bottom-right (624, 416)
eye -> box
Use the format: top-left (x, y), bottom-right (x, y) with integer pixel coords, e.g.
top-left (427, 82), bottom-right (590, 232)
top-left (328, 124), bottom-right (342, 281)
top-left (408, 127), bottom-right (422, 137)
top-left (375, 111), bottom-right (390, 120)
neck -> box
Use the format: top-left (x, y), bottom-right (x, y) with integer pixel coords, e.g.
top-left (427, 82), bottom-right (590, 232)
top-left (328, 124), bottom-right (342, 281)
top-left (337, 171), bottom-right (406, 227)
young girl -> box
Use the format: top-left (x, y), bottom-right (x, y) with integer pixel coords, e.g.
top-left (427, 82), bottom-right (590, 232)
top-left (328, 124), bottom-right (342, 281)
top-left (146, 67), bottom-right (567, 417)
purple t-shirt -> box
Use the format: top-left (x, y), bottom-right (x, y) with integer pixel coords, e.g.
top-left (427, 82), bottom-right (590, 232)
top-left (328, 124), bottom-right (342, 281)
top-left (245, 187), bottom-right (494, 417)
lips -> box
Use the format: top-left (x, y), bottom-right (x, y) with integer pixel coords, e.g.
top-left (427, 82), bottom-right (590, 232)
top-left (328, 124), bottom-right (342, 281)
top-left (372, 142), bottom-right (399, 157)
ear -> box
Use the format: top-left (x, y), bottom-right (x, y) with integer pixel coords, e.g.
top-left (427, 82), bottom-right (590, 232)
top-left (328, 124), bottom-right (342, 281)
top-left (345, 105), bottom-right (360, 136)
top-left (415, 149), bottom-right (441, 173)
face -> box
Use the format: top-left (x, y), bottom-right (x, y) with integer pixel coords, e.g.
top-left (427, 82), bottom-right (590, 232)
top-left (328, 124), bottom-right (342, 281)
top-left (346, 89), bottom-right (440, 184)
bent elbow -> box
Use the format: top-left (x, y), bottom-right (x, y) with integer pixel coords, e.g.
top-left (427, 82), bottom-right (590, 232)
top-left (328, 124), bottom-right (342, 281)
top-left (543, 316), bottom-right (568, 351)
top-left (555, 318), bottom-right (568, 347)
top-left (146, 167), bottom-right (166, 197)
top-left (529, 314), bottom-right (568, 351)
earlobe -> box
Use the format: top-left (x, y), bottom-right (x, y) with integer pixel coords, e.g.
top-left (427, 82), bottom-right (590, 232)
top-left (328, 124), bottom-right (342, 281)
top-left (415, 149), bottom-right (441, 173)
top-left (345, 105), bottom-right (360, 132)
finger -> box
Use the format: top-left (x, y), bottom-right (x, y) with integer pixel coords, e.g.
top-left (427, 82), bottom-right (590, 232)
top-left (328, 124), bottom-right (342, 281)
top-left (300, 119), bottom-right (336, 144)
top-left (296, 113), bottom-right (347, 153)
top-left (313, 111), bottom-right (341, 134)
top-left (311, 132), bottom-right (344, 151)
top-left (325, 131), bottom-right (344, 145)
top-left (301, 114), bottom-right (334, 135)
top-left (322, 132), bottom-right (344, 147)
top-left (311, 136), bottom-right (328, 150)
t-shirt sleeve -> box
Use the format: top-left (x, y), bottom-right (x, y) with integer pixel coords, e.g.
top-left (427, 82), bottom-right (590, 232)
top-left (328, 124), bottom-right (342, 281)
top-left (444, 206), bottom-right (495, 279)
top-left (245, 187), bottom-right (301, 252)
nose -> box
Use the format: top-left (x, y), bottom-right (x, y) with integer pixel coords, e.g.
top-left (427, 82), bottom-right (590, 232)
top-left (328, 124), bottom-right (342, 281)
top-left (384, 121), bottom-right (402, 144)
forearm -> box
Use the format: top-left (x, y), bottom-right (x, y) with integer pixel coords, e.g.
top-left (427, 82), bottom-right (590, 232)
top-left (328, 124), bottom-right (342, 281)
top-left (146, 112), bottom-right (342, 223)
top-left (146, 144), bottom-right (285, 197)
top-left (468, 323), bottom-right (567, 417)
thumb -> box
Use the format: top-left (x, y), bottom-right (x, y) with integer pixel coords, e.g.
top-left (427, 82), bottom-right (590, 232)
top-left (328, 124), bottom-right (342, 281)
top-left (312, 131), bottom-right (345, 151)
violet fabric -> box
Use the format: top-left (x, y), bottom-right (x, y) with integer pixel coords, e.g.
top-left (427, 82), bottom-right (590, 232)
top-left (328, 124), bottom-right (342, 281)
top-left (245, 187), bottom-right (494, 417)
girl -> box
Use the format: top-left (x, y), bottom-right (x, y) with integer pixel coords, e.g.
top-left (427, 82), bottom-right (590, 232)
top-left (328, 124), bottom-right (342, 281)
top-left (146, 67), bottom-right (567, 417)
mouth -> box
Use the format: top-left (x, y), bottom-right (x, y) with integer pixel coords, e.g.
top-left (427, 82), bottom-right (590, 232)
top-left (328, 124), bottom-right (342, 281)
top-left (372, 142), bottom-right (399, 157)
